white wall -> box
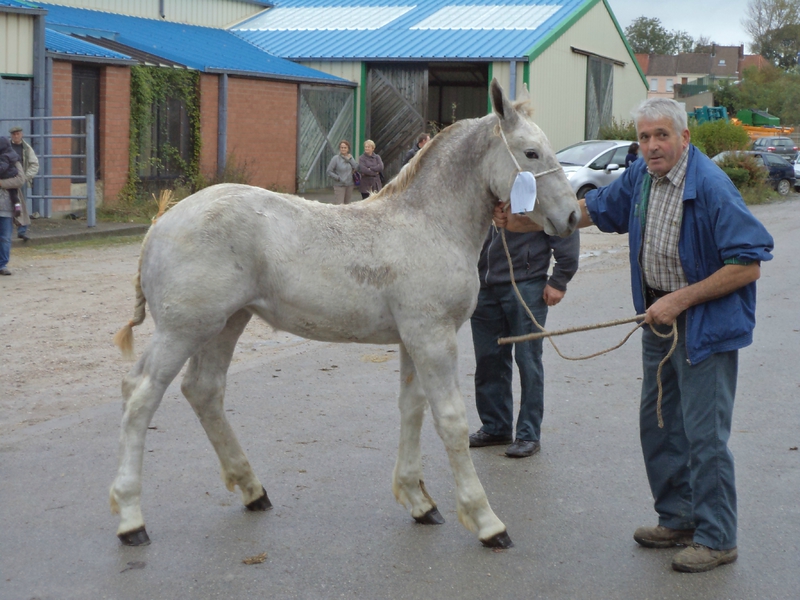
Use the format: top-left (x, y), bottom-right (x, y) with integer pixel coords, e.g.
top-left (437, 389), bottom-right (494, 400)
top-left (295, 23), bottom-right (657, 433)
top-left (526, 1), bottom-right (647, 151)
top-left (0, 12), bottom-right (34, 76)
top-left (36, 0), bottom-right (264, 28)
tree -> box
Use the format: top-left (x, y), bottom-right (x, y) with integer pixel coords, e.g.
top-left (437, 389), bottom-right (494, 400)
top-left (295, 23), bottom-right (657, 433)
top-left (759, 23), bottom-right (800, 68)
top-left (693, 36), bottom-right (718, 53)
top-left (625, 17), bottom-right (695, 54)
top-left (743, 0), bottom-right (800, 53)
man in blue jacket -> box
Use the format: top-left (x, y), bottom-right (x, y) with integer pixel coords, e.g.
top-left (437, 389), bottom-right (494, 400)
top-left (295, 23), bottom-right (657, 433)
top-left (494, 97), bottom-right (773, 572)
top-left (579, 98), bottom-right (773, 573)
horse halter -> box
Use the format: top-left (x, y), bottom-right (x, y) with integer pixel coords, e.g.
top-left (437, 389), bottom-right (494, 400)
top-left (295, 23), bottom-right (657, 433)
top-left (498, 127), bottom-right (562, 180)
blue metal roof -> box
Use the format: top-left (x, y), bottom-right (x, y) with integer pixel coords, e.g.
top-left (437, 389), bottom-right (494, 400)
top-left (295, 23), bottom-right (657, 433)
top-left (41, 4), bottom-right (353, 85)
top-left (46, 28), bottom-right (134, 62)
top-left (231, 0), bottom-right (593, 60)
top-left (0, 0), bottom-right (44, 10)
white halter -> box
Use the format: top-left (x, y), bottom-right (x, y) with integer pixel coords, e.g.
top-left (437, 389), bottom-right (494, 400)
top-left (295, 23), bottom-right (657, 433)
top-left (497, 126), bottom-right (562, 213)
top-left (498, 127), bottom-right (562, 179)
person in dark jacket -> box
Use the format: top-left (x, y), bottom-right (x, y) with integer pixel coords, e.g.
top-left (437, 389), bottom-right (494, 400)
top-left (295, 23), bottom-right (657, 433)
top-left (468, 223), bottom-right (579, 458)
top-left (625, 141), bottom-right (639, 168)
top-left (357, 139), bottom-right (384, 199)
top-left (575, 98), bottom-right (773, 573)
top-left (403, 133), bottom-right (430, 165)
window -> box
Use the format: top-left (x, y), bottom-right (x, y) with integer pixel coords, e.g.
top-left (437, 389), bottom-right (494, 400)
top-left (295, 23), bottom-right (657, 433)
top-left (650, 79), bottom-right (658, 91)
top-left (719, 59), bottom-right (726, 66)
top-left (666, 79), bottom-right (674, 92)
top-left (137, 96), bottom-right (191, 183)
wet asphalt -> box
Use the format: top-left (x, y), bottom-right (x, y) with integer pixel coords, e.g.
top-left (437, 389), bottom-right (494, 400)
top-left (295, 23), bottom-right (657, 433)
top-left (1, 200), bottom-right (798, 600)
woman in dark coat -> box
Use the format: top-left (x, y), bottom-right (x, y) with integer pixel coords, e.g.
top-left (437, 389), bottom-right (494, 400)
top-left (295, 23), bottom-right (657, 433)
top-left (357, 139), bottom-right (384, 199)
top-left (625, 142), bottom-right (640, 169)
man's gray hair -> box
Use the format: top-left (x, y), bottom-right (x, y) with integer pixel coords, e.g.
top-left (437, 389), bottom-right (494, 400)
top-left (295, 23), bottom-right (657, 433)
top-left (632, 98), bottom-right (688, 134)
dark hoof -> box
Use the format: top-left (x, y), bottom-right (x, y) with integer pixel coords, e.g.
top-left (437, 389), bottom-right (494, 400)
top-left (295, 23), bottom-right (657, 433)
top-left (118, 526), bottom-right (150, 546)
top-left (414, 507), bottom-right (445, 525)
top-left (246, 487), bottom-right (272, 511)
top-left (481, 530), bottom-right (514, 549)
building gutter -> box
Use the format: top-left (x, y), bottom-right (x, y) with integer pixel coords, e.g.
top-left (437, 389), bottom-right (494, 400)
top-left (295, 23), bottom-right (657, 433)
top-left (205, 67), bottom-right (356, 87)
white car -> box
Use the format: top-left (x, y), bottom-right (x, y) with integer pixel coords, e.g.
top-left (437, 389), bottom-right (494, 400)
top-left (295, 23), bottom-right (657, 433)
top-left (557, 140), bottom-right (634, 199)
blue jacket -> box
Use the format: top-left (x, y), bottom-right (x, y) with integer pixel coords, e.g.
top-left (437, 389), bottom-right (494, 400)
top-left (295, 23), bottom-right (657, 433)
top-left (585, 145), bottom-right (774, 364)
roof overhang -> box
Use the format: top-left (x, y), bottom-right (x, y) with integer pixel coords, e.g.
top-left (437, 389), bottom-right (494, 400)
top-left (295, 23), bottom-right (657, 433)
top-left (205, 66), bottom-right (357, 87)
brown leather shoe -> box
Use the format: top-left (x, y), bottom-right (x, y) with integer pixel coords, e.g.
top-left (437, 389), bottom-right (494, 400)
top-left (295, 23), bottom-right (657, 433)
top-left (469, 430), bottom-right (512, 447)
top-left (671, 543), bottom-right (738, 573)
top-left (633, 525), bottom-right (695, 548)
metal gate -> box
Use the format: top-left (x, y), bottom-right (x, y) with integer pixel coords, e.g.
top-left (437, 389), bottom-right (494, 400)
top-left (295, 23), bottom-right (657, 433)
top-left (366, 64), bottom-right (428, 181)
top-left (297, 84), bottom-right (354, 193)
top-left (0, 114), bottom-right (97, 226)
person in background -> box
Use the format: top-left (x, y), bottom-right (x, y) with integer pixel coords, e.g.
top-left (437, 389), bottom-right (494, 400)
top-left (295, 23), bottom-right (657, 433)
top-left (468, 215), bottom-right (579, 458)
top-left (625, 142), bottom-right (640, 169)
top-left (403, 133), bottom-right (430, 165)
top-left (0, 143), bottom-right (27, 276)
top-left (326, 140), bottom-right (359, 205)
top-left (572, 98), bottom-right (772, 573)
top-left (9, 126), bottom-right (38, 242)
top-left (357, 140), bottom-right (384, 199)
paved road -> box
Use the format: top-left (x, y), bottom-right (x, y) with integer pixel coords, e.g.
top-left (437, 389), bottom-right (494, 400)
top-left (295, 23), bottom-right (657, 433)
top-left (1, 200), bottom-right (798, 599)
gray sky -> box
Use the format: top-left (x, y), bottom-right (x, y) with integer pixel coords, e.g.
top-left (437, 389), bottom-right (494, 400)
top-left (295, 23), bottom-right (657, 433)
top-left (606, 0), bottom-right (753, 49)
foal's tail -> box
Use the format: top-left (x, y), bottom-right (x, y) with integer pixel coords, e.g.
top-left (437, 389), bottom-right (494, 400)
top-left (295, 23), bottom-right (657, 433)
top-left (113, 227), bottom-right (154, 360)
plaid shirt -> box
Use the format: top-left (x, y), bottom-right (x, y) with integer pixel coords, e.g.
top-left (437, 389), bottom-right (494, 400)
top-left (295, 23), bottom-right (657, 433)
top-left (642, 147), bottom-right (689, 292)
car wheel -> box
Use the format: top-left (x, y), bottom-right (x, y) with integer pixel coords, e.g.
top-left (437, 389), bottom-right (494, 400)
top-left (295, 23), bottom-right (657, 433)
top-left (777, 179), bottom-right (791, 195)
top-left (577, 185), bottom-right (595, 199)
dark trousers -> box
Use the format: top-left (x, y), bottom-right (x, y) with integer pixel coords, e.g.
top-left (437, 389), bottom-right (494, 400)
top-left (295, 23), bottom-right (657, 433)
top-left (470, 278), bottom-right (548, 442)
top-left (640, 313), bottom-right (738, 550)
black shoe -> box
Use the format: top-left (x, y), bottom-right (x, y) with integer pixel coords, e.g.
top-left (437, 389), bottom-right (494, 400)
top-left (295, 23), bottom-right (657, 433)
top-left (18, 233), bottom-right (30, 242)
top-left (505, 439), bottom-right (540, 458)
top-left (469, 430), bottom-right (513, 448)
top-left (0, 268), bottom-right (12, 276)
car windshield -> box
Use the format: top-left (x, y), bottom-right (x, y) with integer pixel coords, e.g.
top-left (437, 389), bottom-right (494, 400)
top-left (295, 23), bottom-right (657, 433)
top-left (556, 141), bottom-right (619, 166)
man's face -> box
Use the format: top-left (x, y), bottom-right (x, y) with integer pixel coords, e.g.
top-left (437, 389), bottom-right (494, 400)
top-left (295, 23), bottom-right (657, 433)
top-left (10, 131), bottom-right (23, 144)
top-left (636, 117), bottom-right (689, 177)
top-left (419, 135), bottom-right (430, 148)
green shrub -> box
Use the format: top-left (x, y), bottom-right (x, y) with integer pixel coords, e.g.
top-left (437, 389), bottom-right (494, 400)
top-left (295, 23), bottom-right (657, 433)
top-left (598, 117), bottom-right (637, 141)
top-left (721, 167), bottom-right (750, 188)
top-left (689, 120), bottom-right (750, 158)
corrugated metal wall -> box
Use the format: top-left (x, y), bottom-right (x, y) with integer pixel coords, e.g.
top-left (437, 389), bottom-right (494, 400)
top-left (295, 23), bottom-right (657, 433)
top-left (527, 1), bottom-right (646, 152)
top-left (36, 0), bottom-right (263, 28)
top-left (0, 13), bottom-right (34, 76)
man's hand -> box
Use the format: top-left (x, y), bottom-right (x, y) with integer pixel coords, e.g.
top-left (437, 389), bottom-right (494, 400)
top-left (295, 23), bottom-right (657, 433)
top-left (492, 203), bottom-right (544, 232)
top-left (543, 285), bottom-right (565, 307)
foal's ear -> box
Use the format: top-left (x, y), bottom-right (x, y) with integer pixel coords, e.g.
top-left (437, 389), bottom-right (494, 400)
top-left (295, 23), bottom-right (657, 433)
top-left (516, 83), bottom-right (530, 103)
top-left (490, 79), bottom-right (518, 125)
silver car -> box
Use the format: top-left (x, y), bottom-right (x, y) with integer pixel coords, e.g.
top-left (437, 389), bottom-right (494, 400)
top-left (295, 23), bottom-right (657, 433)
top-left (557, 140), bottom-right (634, 199)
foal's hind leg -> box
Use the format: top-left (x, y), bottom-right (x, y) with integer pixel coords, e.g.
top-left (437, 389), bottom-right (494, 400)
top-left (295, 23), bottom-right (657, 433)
top-left (111, 332), bottom-right (197, 545)
top-left (401, 325), bottom-right (512, 548)
top-left (180, 309), bottom-right (270, 511)
top-left (392, 343), bottom-right (444, 525)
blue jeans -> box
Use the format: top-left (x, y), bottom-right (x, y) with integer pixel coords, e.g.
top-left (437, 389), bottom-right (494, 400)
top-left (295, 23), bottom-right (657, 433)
top-left (0, 216), bottom-right (12, 269)
top-left (640, 313), bottom-right (738, 550)
top-left (471, 278), bottom-right (548, 442)
top-left (17, 224), bottom-right (27, 237)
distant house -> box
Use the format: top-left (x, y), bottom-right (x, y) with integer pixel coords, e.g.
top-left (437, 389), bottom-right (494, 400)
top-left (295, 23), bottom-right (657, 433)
top-left (635, 45), bottom-right (768, 100)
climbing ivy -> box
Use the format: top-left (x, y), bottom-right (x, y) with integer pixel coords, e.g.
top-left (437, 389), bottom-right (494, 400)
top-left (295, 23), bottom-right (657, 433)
top-left (119, 65), bottom-right (202, 204)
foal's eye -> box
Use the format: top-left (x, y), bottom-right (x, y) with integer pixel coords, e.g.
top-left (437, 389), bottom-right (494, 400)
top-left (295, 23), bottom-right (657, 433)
top-left (524, 150), bottom-right (539, 160)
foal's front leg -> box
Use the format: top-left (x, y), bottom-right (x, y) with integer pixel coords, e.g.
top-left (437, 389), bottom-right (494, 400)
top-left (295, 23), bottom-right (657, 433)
top-left (392, 343), bottom-right (445, 524)
top-left (402, 327), bottom-right (512, 548)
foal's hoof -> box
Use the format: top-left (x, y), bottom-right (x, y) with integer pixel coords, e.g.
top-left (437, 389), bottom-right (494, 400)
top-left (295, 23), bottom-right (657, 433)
top-left (414, 507), bottom-right (445, 525)
top-left (246, 487), bottom-right (272, 511)
top-left (481, 530), bottom-right (514, 549)
top-left (118, 526), bottom-right (151, 546)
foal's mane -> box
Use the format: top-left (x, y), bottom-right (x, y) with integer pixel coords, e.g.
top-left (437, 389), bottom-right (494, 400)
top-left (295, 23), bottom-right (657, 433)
top-left (367, 95), bottom-right (534, 202)
top-left (366, 119), bottom-right (471, 201)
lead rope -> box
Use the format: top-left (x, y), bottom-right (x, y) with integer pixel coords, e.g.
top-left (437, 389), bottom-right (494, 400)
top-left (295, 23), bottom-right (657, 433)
top-left (497, 227), bottom-right (677, 428)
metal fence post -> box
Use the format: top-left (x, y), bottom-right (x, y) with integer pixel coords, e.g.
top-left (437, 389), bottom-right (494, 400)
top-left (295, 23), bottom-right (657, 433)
top-left (86, 114), bottom-right (96, 227)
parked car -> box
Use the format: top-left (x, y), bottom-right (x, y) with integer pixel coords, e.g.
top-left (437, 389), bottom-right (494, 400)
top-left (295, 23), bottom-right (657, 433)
top-left (712, 150), bottom-right (796, 195)
top-left (751, 136), bottom-right (798, 157)
top-left (556, 140), bottom-right (633, 199)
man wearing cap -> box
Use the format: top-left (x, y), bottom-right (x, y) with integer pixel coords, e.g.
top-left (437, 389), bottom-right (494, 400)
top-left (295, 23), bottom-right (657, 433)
top-left (9, 126), bottom-right (39, 242)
